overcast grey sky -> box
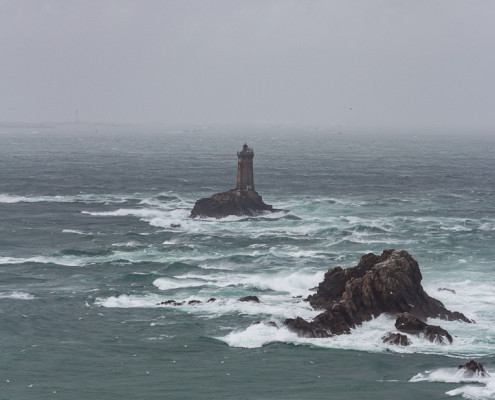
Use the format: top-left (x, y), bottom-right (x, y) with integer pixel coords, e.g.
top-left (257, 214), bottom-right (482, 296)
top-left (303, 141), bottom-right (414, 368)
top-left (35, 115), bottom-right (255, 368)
top-left (1, 0), bottom-right (494, 129)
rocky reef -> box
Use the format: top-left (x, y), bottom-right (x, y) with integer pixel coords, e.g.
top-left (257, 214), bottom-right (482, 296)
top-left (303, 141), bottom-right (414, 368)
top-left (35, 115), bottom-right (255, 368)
top-left (457, 360), bottom-right (490, 378)
top-left (285, 249), bottom-right (471, 343)
top-left (190, 189), bottom-right (279, 218)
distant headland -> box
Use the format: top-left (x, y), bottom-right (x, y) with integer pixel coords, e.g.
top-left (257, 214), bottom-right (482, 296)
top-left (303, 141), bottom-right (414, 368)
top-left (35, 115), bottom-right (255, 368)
top-left (190, 143), bottom-right (282, 218)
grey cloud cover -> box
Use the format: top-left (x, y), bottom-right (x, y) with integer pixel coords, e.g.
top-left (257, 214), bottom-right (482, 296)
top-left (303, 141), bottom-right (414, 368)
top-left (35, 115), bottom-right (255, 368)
top-left (1, 0), bottom-right (494, 129)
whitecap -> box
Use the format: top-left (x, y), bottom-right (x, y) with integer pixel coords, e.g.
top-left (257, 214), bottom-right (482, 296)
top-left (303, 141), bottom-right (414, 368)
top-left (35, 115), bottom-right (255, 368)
top-left (62, 229), bottom-right (92, 235)
top-left (0, 255), bottom-right (84, 267)
top-left (95, 294), bottom-right (160, 308)
top-left (0, 291), bottom-right (36, 300)
top-left (0, 193), bottom-right (130, 204)
top-left (410, 366), bottom-right (494, 400)
top-left (446, 378), bottom-right (495, 399)
top-left (219, 322), bottom-right (296, 348)
top-left (153, 277), bottom-right (208, 291)
top-left (242, 270), bottom-right (324, 297)
top-left (410, 367), bottom-right (491, 384)
top-left (97, 292), bottom-right (318, 321)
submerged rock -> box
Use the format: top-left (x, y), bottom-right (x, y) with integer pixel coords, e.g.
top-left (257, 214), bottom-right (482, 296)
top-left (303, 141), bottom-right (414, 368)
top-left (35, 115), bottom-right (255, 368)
top-left (252, 321), bottom-right (279, 328)
top-left (382, 332), bottom-right (411, 346)
top-left (457, 360), bottom-right (489, 377)
top-left (284, 249), bottom-right (470, 339)
top-left (238, 295), bottom-right (260, 303)
top-left (395, 313), bottom-right (452, 344)
top-left (158, 299), bottom-right (178, 306)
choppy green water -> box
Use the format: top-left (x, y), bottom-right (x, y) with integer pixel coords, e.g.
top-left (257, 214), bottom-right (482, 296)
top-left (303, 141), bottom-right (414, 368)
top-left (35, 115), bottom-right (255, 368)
top-left (1, 124), bottom-right (494, 399)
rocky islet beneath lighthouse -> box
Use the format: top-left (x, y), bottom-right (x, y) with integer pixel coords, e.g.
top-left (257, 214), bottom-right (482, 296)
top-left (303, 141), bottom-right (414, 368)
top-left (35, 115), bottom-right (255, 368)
top-left (189, 144), bottom-right (281, 218)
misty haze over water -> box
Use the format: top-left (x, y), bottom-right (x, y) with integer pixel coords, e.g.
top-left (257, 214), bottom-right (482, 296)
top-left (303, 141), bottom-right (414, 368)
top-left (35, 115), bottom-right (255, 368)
top-left (1, 1), bottom-right (494, 132)
top-left (1, 2), bottom-right (494, 400)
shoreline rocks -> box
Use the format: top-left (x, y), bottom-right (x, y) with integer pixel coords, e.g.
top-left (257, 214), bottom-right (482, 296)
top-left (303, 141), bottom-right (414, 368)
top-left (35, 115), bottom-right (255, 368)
top-left (284, 249), bottom-right (471, 340)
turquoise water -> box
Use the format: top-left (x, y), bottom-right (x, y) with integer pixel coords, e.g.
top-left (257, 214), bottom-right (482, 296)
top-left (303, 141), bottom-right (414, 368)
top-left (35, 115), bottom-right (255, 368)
top-left (0, 124), bottom-right (494, 399)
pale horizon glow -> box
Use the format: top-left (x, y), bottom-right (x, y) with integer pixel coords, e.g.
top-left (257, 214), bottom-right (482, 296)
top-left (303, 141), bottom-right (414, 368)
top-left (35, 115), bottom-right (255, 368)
top-left (1, 1), bottom-right (494, 131)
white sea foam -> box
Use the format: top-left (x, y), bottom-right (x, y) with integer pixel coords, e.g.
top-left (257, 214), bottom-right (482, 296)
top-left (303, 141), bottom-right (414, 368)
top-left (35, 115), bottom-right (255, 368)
top-left (153, 277), bottom-right (208, 290)
top-left (82, 208), bottom-right (164, 218)
top-left (219, 322), bottom-right (298, 348)
top-left (217, 314), bottom-right (397, 350)
top-left (95, 294), bottom-right (160, 308)
top-left (410, 367), bottom-right (494, 400)
top-left (82, 206), bottom-right (196, 233)
top-left (111, 241), bottom-right (142, 247)
top-left (0, 291), bottom-right (36, 300)
top-left (242, 270), bottom-right (323, 297)
top-left (0, 193), bottom-right (129, 204)
top-left (446, 379), bottom-right (495, 399)
top-left (479, 222), bottom-right (494, 231)
top-left (62, 229), bottom-right (92, 235)
top-left (410, 367), bottom-right (491, 384)
top-left (217, 308), bottom-right (495, 357)
top-left (0, 255), bottom-right (84, 267)
top-left (0, 194), bottom-right (40, 203)
top-left (96, 291), bottom-right (318, 321)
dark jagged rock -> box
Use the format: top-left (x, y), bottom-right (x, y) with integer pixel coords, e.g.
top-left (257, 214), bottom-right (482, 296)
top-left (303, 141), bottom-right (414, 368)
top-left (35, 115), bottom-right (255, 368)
top-left (158, 300), bottom-right (177, 305)
top-left (457, 360), bottom-right (489, 377)
top-left (238, 295), bottom-right (260, 303)
top-left (395, 313), bottom-right (453, 344)
top-left (190, 189), bottom-right (278, 218)
top-left (188, 300), bottom-right (202, 305)
top-left (284, 249), bottom-right (470, 338)
top-left (206, 297), bottom-right (217, 303)
top-left (157, 300), bottom-right (185, 306)
top-left (284, 317), bottom-right (330, 338)
top-left (382, 332), bottom-right (412, 346)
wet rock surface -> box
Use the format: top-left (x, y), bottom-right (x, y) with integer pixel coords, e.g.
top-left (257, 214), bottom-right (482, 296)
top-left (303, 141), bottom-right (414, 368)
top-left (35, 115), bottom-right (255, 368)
top-left (395, 313), bottom-right (453, 344)
top-left (284, 317), bottom-right (330, 338)
top-left (382, 332), bottom-right (412, 346)
top-left (457, 360), bottom-right (489, 377)
top-left (190, 189), bottom-right (279, 218)
top-left (284, 249), bottom-right (470, 339)
top-left (238, 295), bottom-right (260, 303)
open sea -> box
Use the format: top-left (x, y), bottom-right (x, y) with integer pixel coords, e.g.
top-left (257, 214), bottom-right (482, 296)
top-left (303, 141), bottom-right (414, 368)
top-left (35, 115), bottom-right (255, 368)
top-left (0, 123), bottom-right (494, 399)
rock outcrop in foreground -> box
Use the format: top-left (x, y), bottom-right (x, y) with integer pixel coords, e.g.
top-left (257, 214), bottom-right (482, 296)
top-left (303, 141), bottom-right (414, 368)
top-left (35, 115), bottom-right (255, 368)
top-left (285, 249), bottom-right (471, 342)
top-left (190, 189), bottom-right (278, 219)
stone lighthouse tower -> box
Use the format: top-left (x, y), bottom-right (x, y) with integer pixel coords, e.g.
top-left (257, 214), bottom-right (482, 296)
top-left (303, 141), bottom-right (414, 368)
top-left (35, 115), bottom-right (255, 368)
top-left (236, 143), bottom-right (255, 192)
top-left (190, 143), bottom-right (282, 218)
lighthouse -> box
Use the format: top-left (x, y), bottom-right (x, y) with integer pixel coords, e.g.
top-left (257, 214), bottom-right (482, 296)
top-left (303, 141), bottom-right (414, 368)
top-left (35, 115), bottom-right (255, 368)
top-left (236, 143), bottom-right (255, 192)
top-left (190, 142), bottom-right (282, 218)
